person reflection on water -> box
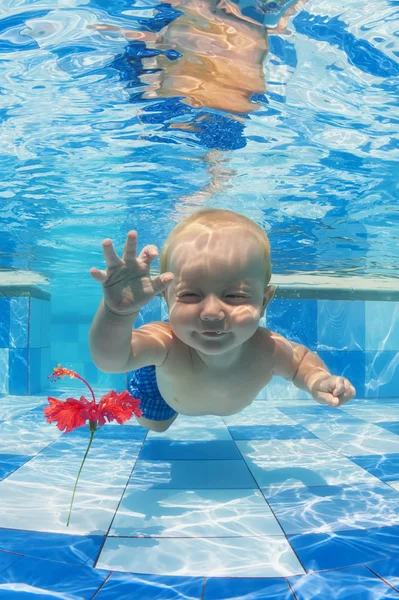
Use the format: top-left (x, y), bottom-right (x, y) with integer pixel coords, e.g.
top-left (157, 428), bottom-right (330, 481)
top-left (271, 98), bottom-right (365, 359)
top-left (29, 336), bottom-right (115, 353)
top-left (88, 0), bottom-right (305, 204)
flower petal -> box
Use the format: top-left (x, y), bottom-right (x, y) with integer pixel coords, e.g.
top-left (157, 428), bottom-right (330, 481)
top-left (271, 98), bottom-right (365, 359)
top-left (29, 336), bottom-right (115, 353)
top-left (97, 390), bottom-right (143, 424)
top-left (44, 396), bottom-right (88, 433)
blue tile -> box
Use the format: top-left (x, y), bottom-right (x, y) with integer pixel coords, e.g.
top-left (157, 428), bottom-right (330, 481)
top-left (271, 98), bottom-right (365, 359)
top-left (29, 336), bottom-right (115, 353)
top-left (140, 440), bottom-right (242, 460)
top-left (265, 483), bottom-right (399, 535)
top-left (69, 424), bottom-right (147, 441)
top-left (229, 425), bottom-right (317, 440)
top-left (0, 551), bottom-right (21, 574)
top-left (95, 572), bottom-right (204, 599)
top-left (0, 455), bottom-right (31, 481)
top-left (0, 555), bottom-right (109, 598)
top-left (204, 577), bottom-right (294, 599)
top-left (289, 564), bottom-right (399, 599)
top-left (368, 555), bottom-right (399, 591)
top-left (266, 299), bottom-right (318, 350)
top-left (129, 459), bottom-right (257, 489)
top-left (83, 360), bottom-right (99, 384)
top-left (365, 352), bottom-right (399, 398)
top-left (63, 323), bottom-right (79, 343)
top-left (0, 528), bottom-right (103, 567)
top-left (287, 524), bottom-right (399, 571)
top-left (348, 454), bottom-right (399, 482)
top-left (0, 298), bottom-right (10, 347)
top-left (317, 300), bottom-right (365, 351)
top-left (9, 297), bottom-right (29, 348)
top-left (29, 298), bottom-right (43, 348)
top-left (379, 422), bottom-right (399, 436)
top-left (8, 348), bottom-right (28, 395)
top-left (318, 350), bottom-right (365, 398)
top-left (29, 347), bottom-right (41, 394)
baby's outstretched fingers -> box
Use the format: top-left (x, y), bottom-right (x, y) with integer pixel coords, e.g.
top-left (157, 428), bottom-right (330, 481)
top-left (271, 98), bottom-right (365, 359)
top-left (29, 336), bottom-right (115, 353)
top-left (102, 238), bottom-right (123, 268)
top-left (121, 231), bottom-right (138, 264)
top-left (89, 267), bottom-right (108, 283)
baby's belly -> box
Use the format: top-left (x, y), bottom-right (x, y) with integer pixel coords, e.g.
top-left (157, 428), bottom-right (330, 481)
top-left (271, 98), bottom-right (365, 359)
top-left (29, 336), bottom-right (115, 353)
top-left (157, 377), bottom-right (267, 417)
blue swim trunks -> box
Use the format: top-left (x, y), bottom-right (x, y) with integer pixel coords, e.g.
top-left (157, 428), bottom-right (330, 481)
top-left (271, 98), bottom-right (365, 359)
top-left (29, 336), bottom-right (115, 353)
top-left (128, 365), bottom-right (177, 421)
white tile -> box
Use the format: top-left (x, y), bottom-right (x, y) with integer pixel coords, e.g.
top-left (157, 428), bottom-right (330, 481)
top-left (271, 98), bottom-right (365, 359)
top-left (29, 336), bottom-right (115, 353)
top-left (387, 481), bottom-right (399, 491)
top-left (110, 488), bottom-right (283, 537)
top-left (0, 396), bottom-right (46, 420)
top-left (147, 415), bottom-right (232, 440)
top-left (0, 439), bottom-right (142, 534)
top-left (9, 297), bottom-right (29, 348)
top-left (317, 300), bottom-right (365, 351)
top-left (223, 402), bottom-right (297, 426)
top-left (0, 352), bottom-right (10, 394)
top-left (236, 439), bottom-right (336, 460)
top-left (265, 377), bottom-right (312, 402)
top-left (97, 535), bottom-right (305, 577)
top-left (241, 452), bottom-right (382, 490)
top-left (340, 404), bottom-right (399, 423)
top-left (0, 417), bottom-right (62, 454)
top-left (305, 421), bottom-right (399, 456)
top-left (365, 302), bottom-right (399, 351)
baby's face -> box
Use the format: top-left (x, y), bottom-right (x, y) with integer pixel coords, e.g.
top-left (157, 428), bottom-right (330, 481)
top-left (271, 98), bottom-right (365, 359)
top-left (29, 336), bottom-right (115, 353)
top-left (163, 227), bottom-right (272, 356)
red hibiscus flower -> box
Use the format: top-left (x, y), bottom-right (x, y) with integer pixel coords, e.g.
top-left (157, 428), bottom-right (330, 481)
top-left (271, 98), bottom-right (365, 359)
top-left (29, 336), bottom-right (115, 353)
top-left (44, 365), bottom-right (142, 526)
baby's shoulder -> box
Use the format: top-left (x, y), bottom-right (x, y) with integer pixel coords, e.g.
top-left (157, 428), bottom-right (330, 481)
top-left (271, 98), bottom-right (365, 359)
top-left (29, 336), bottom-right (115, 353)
top-left (256, 326), bottom-right (293, 359)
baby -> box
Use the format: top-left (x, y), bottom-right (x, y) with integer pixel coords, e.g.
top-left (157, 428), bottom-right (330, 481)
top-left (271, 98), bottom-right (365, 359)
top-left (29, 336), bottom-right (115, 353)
top-left (89, 208), bottom-right (356, 432)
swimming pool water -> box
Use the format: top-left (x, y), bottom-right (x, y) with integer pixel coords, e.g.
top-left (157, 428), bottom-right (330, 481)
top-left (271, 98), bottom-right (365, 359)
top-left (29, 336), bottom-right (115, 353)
top-left (0, 0), bottom-right (398, 597)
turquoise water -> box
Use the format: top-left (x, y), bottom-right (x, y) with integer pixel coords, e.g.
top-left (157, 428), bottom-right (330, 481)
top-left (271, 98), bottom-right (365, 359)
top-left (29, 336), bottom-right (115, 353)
top-left (1, 0), bottom-right (398, 321)
top-left (0, 0), bottom-right (399, 597)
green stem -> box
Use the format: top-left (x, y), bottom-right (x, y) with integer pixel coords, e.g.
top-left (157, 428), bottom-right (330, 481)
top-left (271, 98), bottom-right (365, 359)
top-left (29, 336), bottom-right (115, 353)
top-left (66, 429), bottom-right (95, 527)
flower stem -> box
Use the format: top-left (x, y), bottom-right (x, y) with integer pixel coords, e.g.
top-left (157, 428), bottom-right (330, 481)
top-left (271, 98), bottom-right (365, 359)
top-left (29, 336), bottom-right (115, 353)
top-left (66, 429), bottom-right (95, 527)
top-left (73, 373), bottom-right (96, 403)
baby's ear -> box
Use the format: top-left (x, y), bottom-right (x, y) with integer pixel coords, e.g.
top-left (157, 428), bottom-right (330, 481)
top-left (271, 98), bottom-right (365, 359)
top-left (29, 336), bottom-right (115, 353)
top-left (261, 285), bottom-right (275, 315)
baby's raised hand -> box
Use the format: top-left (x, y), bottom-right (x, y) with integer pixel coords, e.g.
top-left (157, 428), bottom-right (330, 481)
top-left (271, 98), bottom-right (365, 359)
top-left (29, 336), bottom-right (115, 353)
top-left (89, 231), bottom-right (174, 315)
top-left (311, 375), bottom-right (356, 407)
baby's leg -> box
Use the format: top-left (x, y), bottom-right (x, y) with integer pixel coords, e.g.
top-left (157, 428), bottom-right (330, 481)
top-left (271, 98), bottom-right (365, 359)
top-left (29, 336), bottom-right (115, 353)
top-left (135, 413), bottom-right (178, 432)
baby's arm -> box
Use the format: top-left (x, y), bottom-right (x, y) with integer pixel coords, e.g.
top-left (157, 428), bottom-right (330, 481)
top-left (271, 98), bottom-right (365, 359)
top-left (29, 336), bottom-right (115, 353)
top-left (269, 332), bottom-right (356, 406)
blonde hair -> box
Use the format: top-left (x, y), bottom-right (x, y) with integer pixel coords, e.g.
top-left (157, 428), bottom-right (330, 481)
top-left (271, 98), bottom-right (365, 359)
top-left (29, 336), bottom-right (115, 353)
top-left (159, 208), bottom-right (272, 286)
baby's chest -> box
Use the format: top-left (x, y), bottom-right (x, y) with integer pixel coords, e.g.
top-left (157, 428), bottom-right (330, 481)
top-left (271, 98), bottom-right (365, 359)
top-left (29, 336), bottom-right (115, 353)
top-left (157, 349), bottom-right (273, 416)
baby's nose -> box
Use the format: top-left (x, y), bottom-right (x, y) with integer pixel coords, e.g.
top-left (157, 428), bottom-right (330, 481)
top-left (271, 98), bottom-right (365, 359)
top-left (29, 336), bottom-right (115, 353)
top-left (200, 295), bottom-right (225, 320)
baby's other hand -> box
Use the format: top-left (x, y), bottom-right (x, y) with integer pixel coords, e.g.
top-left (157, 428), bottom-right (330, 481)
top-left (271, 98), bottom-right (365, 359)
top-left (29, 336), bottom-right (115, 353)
top-left (312, 376), bottom-right (356, 407)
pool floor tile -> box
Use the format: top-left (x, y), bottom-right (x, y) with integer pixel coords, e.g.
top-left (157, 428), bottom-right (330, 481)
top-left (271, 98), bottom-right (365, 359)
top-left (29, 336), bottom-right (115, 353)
top-left (240, 450), bottom-right (381, 490)
top-left (204, 576), bottom-right (294, 599)
top-left (95, 572), bottom-right (204, 599)
top-left (287, 524), bottom-right (399, 571)
top-left (0, 551), bottom-right (21, 576)
top-left (0, 528), bottom-right (103, 566)
top-left (110, 488), bottom-right (283, 537)
top-left (0, 555), bottom-right (110, 599)
top-left (223, 404), bottom-right (298, 426)
top-left (228, 425), bottom-right (317, 440)
top-left (368, 555), bottom-right (399, 591)
top-left (288, 564), bottom-right (399, 599)
top-left (265, 483), bottom-right (399, 534)
top-left (139, 440), bottom-right (242, 460)
top-left (129, 459), bottom-right (257, 489)
top-left (348, 454), bottom-right (399, 482)
top-left (147, 416), bottom-right (232, 441)
top-left (302, 421), bottom-right (399, 456)
top-left (96, 536), bottom-right (306, 577)
top-left (0, 454), bottom-right (32, 481)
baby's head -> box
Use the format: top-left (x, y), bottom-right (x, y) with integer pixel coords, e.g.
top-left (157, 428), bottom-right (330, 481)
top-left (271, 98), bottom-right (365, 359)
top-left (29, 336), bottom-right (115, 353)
top-left (159, 208), bottom-right (275, 356)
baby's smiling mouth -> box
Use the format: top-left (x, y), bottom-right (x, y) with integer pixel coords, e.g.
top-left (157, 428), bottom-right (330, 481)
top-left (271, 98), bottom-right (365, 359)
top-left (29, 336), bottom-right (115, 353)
top-left (200, 331), bottom-right (228, 336)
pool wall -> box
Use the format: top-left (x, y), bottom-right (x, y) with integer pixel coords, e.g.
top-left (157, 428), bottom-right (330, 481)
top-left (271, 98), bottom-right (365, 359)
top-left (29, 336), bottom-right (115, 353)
top-left (0, 278), bottom-right (398, 399)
